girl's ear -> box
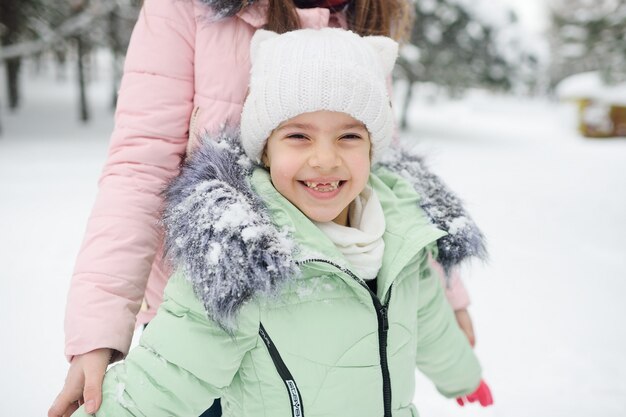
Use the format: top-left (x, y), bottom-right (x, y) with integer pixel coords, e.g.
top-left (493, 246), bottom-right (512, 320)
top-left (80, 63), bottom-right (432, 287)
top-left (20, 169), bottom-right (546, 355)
top-left (364, 36), bottom-right (399, 76)
top-left (250, 29), bottom-right (280, 65)
top-left (261, 148), bottom-right (270, 169)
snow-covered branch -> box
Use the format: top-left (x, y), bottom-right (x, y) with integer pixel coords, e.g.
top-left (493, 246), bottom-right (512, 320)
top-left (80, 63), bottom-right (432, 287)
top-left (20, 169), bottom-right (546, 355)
top-left (0, 0), bottom-right (119, 60)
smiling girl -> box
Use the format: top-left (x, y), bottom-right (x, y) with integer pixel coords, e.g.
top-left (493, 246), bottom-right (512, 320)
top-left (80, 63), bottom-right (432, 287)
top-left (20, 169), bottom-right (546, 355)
top-left (70, 28), bottom-right (492, 417)
top-left (53, 3), bottom-right (479, 417)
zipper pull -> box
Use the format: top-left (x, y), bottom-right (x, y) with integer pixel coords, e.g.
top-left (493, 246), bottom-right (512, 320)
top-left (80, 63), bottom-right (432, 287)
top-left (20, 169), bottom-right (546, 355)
top-left (380, 305), bottom-right (389, 332)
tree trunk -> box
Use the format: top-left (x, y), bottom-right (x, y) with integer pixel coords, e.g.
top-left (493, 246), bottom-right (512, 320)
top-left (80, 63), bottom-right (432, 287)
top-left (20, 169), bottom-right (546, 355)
top-left (400, 79), bottom-right (414, 131)
top-left (55, 48), bottom-right (68, 81)
top-left (111, 54), bottom-right (122, 110)
top-left (1, 0), bottom-right (22, 111)
top-left (5, 58), bottom-right (21, 110)
top-left (76, 35), bottom-right (90, 122)
top-left (108, 6), bottom-right (123, 110)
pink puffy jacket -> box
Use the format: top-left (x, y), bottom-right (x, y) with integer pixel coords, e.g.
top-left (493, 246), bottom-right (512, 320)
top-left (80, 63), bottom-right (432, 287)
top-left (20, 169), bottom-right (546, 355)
top-left (64, 0), bottom-right (469, 361)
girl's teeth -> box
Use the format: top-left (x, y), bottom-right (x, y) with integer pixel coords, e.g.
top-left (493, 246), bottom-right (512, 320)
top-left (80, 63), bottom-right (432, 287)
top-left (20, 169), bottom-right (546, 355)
top-left (304, 181), bottom-right (340, 191)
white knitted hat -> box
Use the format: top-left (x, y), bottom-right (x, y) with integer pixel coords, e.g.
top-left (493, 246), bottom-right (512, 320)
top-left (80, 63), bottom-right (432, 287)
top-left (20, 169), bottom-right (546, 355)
top-left (240, 28), bottom-right (399, 164)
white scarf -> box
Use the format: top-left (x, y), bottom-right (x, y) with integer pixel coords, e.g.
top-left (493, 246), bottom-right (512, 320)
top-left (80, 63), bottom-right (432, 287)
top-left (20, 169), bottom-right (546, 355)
top-left (314, 185), bottom-right (385, 280)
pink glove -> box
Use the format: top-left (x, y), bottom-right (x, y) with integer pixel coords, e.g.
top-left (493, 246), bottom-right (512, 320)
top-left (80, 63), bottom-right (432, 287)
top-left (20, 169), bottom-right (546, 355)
top-left (456, 380), bottom-right (493, 407)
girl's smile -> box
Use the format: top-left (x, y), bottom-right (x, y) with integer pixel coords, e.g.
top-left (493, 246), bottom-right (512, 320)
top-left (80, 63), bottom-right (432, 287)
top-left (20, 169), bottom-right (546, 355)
top-left (300, 178), bottom-right (344, 194)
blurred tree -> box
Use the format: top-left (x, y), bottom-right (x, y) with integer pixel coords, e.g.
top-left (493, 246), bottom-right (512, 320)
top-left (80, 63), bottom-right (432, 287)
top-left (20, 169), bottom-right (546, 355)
top-left (0, 0), bottom-right (139, 128)
top-left (37, 1), bottom-right (75, 81)
top-left (72, 0), bottom-right (91, 122)
top-left (0, 0), bottom-right (43, 110)
top-left (106, 0), bottom-right (141, 108)
top-left (548, 0), bottom-right (626, 86)
top-left (396, 0), bottom-right (541, 129)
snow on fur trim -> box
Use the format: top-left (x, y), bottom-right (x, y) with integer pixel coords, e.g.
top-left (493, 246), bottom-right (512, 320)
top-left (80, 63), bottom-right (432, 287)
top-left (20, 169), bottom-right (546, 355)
top-left (197, 0), bottom-right (255, 19)
top-left (377, 147), bottom-right (488, 274)
top-left (162, 129), bottom-right (298, 330)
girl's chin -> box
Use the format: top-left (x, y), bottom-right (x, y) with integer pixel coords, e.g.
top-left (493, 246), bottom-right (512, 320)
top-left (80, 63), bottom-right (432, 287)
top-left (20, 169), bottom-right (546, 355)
top-left (303, 211), bottom-right (343, 224)
top-left (305, 208), bottom-right (349, 225)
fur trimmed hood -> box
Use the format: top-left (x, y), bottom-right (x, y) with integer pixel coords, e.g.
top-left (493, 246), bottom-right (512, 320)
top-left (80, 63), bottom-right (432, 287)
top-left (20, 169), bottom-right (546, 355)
top-left (377, 149), bottom-right (487, 272)
top-left (162, 130), bottom-right (298, 329)
top-left (163, 131), bottom-right (486, 327)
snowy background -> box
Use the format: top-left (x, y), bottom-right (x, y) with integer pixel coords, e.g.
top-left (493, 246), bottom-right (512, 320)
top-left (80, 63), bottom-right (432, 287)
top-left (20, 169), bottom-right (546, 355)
top-left (2, 51), bottom-right (625, 417)
top-left (2, 0), bottom-right (626, 414)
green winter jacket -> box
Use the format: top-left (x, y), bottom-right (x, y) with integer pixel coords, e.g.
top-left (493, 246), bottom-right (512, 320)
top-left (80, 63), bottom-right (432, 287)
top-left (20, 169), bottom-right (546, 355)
top-left (72, 143), bottom-right (482, 417)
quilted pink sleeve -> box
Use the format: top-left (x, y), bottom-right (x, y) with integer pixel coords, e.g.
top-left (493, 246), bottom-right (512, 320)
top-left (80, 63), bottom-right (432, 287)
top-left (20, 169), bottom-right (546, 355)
top-left (64, 0), bottom-right (196, 360)
top-left (442, 268), bottom-right (470, 311)
top-left (429, 255), bottom-right (471, 311)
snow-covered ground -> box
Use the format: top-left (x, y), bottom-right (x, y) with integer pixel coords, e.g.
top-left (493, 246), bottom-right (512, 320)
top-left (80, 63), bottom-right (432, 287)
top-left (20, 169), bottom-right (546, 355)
top-left (399, 85), bottom-right (626, 416)
top-left (1, 60), bottom-right (625, 416)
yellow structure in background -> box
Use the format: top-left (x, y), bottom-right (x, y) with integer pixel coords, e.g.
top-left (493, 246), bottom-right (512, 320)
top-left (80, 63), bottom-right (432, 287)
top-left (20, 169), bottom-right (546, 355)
top-left (557, 72), bottom-right (626, 138)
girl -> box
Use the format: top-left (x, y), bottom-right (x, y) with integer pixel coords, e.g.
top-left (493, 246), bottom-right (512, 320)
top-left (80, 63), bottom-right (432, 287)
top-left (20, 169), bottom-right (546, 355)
top-left (70, 28), bottom-right (492, 417)
top-left (51, 1), bottom-right (476, 416)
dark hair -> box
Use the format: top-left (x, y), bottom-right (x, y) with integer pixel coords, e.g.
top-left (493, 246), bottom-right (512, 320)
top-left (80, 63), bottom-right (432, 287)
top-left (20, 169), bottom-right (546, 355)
top-left (264, 0), bottom-right (414, 42)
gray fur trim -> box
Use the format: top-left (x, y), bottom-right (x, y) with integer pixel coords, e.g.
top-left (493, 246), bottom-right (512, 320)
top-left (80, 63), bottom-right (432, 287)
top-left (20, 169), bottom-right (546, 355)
top-left (378, 147), bottom-right (488, 274)
top-left (197, 0), bottom-right (254, 19)
top-left (162, 129), bottom-right (297, 330)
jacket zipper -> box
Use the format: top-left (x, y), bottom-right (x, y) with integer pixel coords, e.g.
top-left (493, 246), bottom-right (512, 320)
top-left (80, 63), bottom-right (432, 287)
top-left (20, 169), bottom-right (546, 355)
top-left (259, 323), bottom-right (305, 417)
top-left (298, 259), bottom-right (394, 417)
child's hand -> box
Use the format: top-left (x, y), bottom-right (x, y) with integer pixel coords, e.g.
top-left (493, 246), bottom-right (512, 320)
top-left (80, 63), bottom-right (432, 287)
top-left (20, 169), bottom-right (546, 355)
top-left (454, 308), bottom-right (476, 347)
top-left (48, 348), bottom-right (112, 417)
top-left (456, 380), bottom-right (493, 407)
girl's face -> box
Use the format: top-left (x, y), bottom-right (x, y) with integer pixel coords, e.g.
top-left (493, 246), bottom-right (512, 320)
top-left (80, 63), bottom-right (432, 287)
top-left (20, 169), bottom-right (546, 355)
top-left (263, 111), bottom-right (371, 226)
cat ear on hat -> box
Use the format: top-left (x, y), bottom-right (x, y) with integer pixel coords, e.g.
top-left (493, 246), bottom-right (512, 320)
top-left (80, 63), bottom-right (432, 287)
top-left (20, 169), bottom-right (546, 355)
top-left (364, 36), bottom-right (399, 76)
top-left (249, 29), bottom-right (280, 64)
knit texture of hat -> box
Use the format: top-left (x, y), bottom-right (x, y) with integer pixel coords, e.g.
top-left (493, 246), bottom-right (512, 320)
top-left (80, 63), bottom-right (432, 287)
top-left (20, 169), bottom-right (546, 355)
top-left (240, 28), bottom-right (399, 164)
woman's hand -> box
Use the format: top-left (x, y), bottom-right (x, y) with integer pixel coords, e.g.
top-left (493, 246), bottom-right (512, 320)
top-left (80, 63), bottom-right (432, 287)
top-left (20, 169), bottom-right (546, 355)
top-left (48, 348), bottom-right (112, 417)
top-left (454, 308), bottom-right (476, 347)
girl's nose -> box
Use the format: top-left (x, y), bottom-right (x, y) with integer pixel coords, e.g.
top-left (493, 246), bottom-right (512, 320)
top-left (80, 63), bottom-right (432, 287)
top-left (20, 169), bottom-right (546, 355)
top-left (308, 143), bottom-right (341, 169)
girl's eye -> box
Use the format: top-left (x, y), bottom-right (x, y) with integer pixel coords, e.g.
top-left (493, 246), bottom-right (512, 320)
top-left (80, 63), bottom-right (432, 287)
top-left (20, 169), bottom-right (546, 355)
top-left (286, 134), bottom-right (308, 140)
top-left (341, 133), bottom-right (363, 140)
